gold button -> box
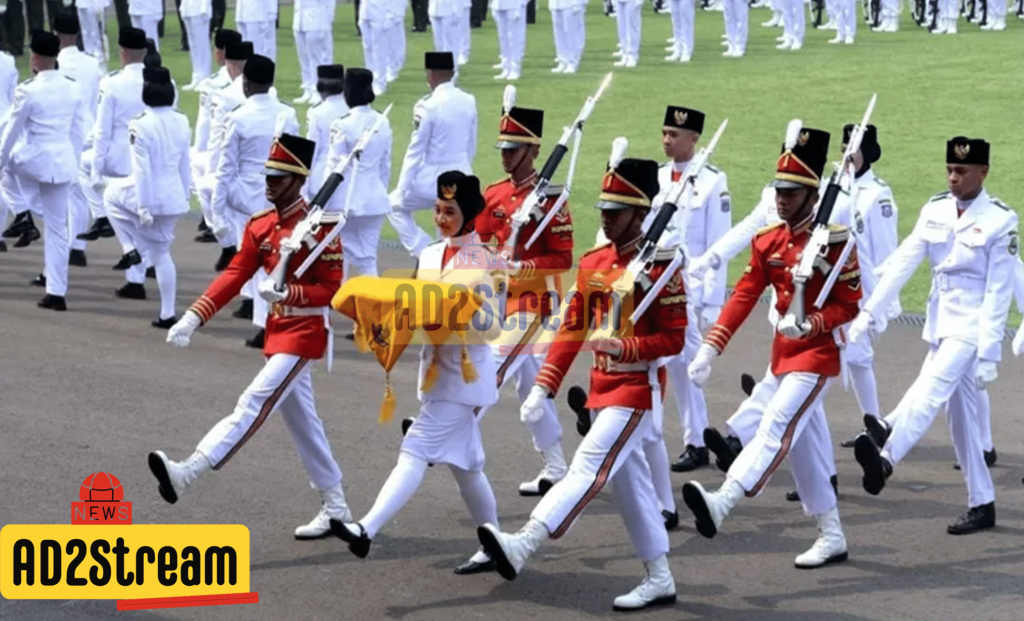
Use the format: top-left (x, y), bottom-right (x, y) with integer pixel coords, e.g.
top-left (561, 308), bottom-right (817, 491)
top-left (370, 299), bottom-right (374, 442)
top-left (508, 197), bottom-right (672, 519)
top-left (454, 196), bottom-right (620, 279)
top-left (787, 243), bottom-right (793, 249)
top-left (612, 263), bottom-right (618, 268)
top-left (276, 225), bottom-right (281, 231)
top-left (783, 291), bottom-right (790, 296)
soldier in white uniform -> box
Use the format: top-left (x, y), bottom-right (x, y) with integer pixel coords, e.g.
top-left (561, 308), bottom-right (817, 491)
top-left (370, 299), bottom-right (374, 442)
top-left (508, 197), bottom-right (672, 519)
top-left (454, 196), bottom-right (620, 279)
top-left (777, 0), bottom-right (805, 49)
top-left (55, 14), bottom-right (104, 268)
top-left (0, 32), bottom-right (85, 311)
top-left (650, 107), bottom-right (731, 473)
top-left (612, 0), bottom-right (642, 66)
top-left (385, 0), bottom-right (407, 84)
top-left (850, 137), bottom-right (1018, 536)
top-left (332, 172), bottom-right (504, 573)
top-left (104, 67), bottom-right (191, 327)
top-left (304, 64), bottom-right (348, 199)
top-left (293, 0), bottom-right (336, 104)
top-left (722, 0), bottom-right (748, 56)
top-left (388, 52), bottom-right (477, 259)
top-left (326, 68), bottom-right (392, 280)
top-left (179, 0), bottom-right (212, 90)
top-left (76, 0), bottom-right (112, 69)
top-left (236, 0), bottom-right (277, 61)
top-left (429, 0), bottom-right (462, 56)
top-left (664, 0), bottom-right (694, 61)
top-left (549, 0), bottom-right (583, 73)
top-left (358, 0), bottom-right (391, 96)
top-left (492, 0), bottom-right (527, 79)
top-left (129, 0), bottom-right (163, 50)
top-left (212, 55), bottom-right (299, 347)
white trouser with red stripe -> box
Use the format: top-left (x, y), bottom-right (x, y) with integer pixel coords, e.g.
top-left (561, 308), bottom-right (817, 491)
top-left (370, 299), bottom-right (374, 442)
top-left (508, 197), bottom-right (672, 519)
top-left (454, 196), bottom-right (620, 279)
top-left (531, 406), bottom-right (669, 562)
top-left (726, 371), bottom-right (837, 517)
top-left (196, 354), bottom-right (344, 490)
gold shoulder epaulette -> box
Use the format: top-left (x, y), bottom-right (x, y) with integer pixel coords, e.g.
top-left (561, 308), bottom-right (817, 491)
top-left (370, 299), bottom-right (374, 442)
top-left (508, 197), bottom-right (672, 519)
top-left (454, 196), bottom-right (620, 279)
top-left (828, 224), bottom-right (850, 243)
top-left (755, 221), bottom-right (785, 237)
top-left (250, 207), bottom-right (275, 221)
top-left (484, 177), bottom-right (509, 192)
top-left (581, 241), bottom-right (612, 259)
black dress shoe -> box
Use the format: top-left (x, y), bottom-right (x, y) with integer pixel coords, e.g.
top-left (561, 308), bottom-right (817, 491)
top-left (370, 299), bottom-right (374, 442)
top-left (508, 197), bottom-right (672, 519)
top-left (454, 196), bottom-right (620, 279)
top-left (567, 385), bottom-right (590, 436)
top-left (740, 372), bottom-right (756, 396)
top-left (864, 414), bottom-right (891, 448)
top-left (854, 434), bottom-right (892, 495)
top-left (0, 240), bottom-right (6, 252)
top-left (146, 266), bottom-right (156, 279)
top-left (401, 417), bottom-right (415, 437)
top-left (112, 249), bottom-right (143, 270)
top-left (76, 217), bottom-right (115, 241)
top-left (704, 427), bottom-right (742, 473)
top-left (330, 519), bottom-right (372, 558)
top-left (672, 445), bottom-right (710, 472)
top-left (38, 294), bottom-right (67, 311)
top-left (947, 502), bottom-right (995, 535)
top-left (151, 316), bottom-right (177, 329)
top-left (30, 273), bottom-right (46, 287)
top-left (662, 509), bottom-right (679, 531)
top-left (840, 434), bottom-right (860, 448)
top-left (244, 328), bottom-right (265, 349)
top-left (194, 229), bottom-right (217, 243)
top-left (215, 246), bottom-right (237, 272)
top-left (232, 299), bottom-right (253, 320)
top-left (786, 474), bottom-right (837, 502)
top-left (198, 219), bottom-right (209, 233)
top-left (954, 448), bottom-right (997, 471)
top-left (453, 557), bottom-right (497, 575)
top-left (13, 226), bottom-right (40, 248)
top-left (116, 282), bottom-right (147, 300)
top-left (2, 211), bottom-right (33, 238)
top-left (69, 249), bottom-right (87, 267)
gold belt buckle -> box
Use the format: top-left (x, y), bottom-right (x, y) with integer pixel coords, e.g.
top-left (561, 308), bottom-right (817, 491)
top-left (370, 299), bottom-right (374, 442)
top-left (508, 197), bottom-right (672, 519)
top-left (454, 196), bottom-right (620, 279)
top-left (272, 302), bottom-right (284, 317)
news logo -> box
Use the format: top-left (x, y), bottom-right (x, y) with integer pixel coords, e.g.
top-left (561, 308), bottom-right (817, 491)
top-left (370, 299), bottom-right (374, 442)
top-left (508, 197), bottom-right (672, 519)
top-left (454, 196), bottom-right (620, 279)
top-left (73, 473), bottom-right (132, 525)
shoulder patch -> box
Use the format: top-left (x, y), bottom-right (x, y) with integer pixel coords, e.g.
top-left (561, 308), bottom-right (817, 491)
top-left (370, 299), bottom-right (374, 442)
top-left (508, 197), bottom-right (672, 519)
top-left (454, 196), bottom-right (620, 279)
top-left (828, 224), bottom-right (850, 243)
top-left (63, 75), bottom-right (76, 82)
top-left (706, 164), bottom-right (721, 173)
top-left (991, 197), bottom-right (1012, 212)
top-left (250, 207), bottom-right (275, 222)
top-left (108, 70), bottom-right (121, 77)
top-left (310, 100), bottom-right (323, 110)
top-left (874, 177), bottom-right (890, 187)
top-left (230, 102), bottom-right (244, 113)
top-left (132, 111), bottom-right (147, 120)
top-left (22, 77), bottom-right (34, 86)
top-left (928, 190), bottom-right (951, 203)
top-left (755, 221), bottom-right (785, 237)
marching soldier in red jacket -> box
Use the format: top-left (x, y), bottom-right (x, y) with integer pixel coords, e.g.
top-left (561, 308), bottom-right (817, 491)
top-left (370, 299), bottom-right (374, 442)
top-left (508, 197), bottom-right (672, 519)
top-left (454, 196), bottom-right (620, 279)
top-left (681, 125), bottom-right (861, 569)
top-left (148, 134), bottom-right (353, 541)
top-left (475, 102), bottom-right (573, 497)
top-left (477, 155), bottom-right (686, 612)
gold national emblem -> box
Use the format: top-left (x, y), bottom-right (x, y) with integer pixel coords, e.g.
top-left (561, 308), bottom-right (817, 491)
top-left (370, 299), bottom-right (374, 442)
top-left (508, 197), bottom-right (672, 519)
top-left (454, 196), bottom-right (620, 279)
top-left (674, 110), bottom-right (688, 126)
top-left (441, 184), bottom-right (457, 200)
top-left (954, 143), bottom-right (970, 160)
top-left (798, 131), bottom-right (810, 146)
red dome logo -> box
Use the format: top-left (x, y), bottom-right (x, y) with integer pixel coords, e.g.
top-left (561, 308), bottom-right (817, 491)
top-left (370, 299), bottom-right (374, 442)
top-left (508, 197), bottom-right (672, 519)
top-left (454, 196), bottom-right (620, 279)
top-left (79, 472), bottom-right (124, 503)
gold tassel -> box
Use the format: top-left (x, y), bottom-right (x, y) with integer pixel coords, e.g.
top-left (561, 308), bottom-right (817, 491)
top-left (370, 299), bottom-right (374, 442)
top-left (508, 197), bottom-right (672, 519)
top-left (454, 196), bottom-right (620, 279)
top-left (461, 344), bottom-right (477, 383)
top-left (421, 349), bottom-right (440, 394)
top-left (378, 373), bottom-right (396, 424)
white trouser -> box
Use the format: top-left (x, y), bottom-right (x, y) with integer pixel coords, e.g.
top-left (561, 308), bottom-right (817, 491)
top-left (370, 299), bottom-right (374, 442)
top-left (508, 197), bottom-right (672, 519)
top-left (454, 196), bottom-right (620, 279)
top-left (359, 20), bottom-right (388, 91)
top-left (386, 19), bottom-right (406, 81)
top-left (726, 371), bottom-right (837, 517)
top-left (238, 20), bottom-right (277, 61)
top-left (131, 14), bottom-right (161, 50)
top-left (663, 322), bottom-right (707, 448)
top-left (388, 182), bottom-right (437, 258)
top-left (458, 6), bottom-right (471, 62)
top-left (614, 1), bottom-right (642, 58)
top-left (103, 178), bottom-right (145, 284)
top-left (667, 0), bottom-right (694, 54)
top-left (975, 387), bottom-right (993, 452)
top-left (835, 0), bottom-right (856, 37)
top-left (185, 16), bottom-right (213, 84)
top-left (493, 8), bottom-right (526, 74)
top-left (77, 8), bottom-right (106, 64)
top-left (68, 153), bottom-right (97, 252)
top-left (196, 171), bottom-right (238, 248)
top-left (296, 29), bottom-right (334, 93)
top-left (197, 354), bottom-right (343, 489)
top-left (2, 172), bottom-right (71, 296)
top-left (573, 5), bottom-right (586, 65)
top-left (430, 15), bottom-right (461, 53)
top-left (880, 0), bottom-right (898, 18)
top-left (725, 0), bottom-right (749, 49)
top-left (550, 8), bottom-right (571, 65)
top-left (783, 0), bottom-right (805, 43)
top-left (845, 335), bottom-right (881, 420)
top-left (339, 214), bottom-right (385, 279)
top-left (880, 338), bottom-right (994, 508)
top-left (532, 406), bottom-right (668, 561)
top-left (987, 0), bottom-right (1005, 19)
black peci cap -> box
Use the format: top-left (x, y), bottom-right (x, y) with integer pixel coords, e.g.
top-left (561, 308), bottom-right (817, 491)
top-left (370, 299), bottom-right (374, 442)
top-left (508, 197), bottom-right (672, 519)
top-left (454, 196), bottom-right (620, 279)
top-left (118, 27), bottom-right (147, 50)
top-left (243, 54), bottom-right (274, 84)
top-left (54, 12), bottom-right (80, 35)
top-left (30, 31), bottom-right (60, 56)
top-left (425, 51), bottom-right (455, 70)
top-left (663, 106), bottom-right (705, 134)
top-left (317, 64), bottom-right (344, 80)
top-left (843, 123), bottom-right (881, 164)
top-left (214, 29), bottom-right (242, 49)
top-left (343, 67), bottom-right (375, 107)
top-left (225, 41), bottom-right (254, 61)
top-left (946, 136), bottom-right (989, 166)
top-left (437, 170), bottom-right (484, 226)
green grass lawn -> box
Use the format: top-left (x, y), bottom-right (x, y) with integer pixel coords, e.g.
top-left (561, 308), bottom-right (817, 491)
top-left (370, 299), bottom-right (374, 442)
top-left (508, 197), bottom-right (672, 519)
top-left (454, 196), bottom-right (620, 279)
top-left (14, 4), bottom-right (1024, 312)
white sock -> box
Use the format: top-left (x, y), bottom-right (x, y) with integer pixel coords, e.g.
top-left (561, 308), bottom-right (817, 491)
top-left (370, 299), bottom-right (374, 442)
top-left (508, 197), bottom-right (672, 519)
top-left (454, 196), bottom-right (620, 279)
top-left (643, 440), bottom-right (676, 513)
top-left (360, 451), bottom-right (428, 538)
top-left (849, 363), bottom-right (881, 420)
top-left (449, 465), bottom-right (499, 528)
top-left (154, 252), bottom-right (177, 320)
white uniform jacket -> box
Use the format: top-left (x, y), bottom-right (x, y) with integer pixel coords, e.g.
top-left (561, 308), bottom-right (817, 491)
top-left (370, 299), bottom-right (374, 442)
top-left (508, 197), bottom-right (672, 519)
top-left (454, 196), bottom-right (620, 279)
top-left (864, 189), bottom-right (1019, 363)
top-left (93, 63), bottom-right (146, 178)
top-left (850, 168), bottom-right (900, 318)
top-left (304, 94), bottom-right (350, 194)
top-left (429, 0), bottom-right (462, 17)
top-left (414, 235), bottom-right (501, 408)
top-left (0, 52), bottom-right (17, 117)
top-left (57, 46), bottom-right (103, 137)
top-left (206, 76), bottom-right (246, 161)
top-left (180, 0), bottom-right (211, 18)
top-left (325, 104), bottom-right (392, 216)
top-left (212, 93), bottom-right (298, 217)
top-left (236, 0), bottom-right (277, 22)
top-left (394, 81), bottom-right (477, 202)
top-left (0, 69), bottom-right (85, 184)
top-left (129, 107), bottom-right (192, 217)
top-left (294, 0), bottom-right (336, 30)
top-left (129, 0), bottom-right (163, 17)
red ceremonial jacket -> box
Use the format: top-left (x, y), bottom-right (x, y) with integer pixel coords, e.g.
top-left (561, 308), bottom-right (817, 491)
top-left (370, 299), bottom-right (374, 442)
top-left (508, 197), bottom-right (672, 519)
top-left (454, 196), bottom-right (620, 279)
top-left (705, 220), bottom-right (862, 377)
top-left (534, 242), bottom-right (687, 410)
top-left (477, 174), bottom-right (574, 317)
top-left (187, 199), bottom-right (343, 360)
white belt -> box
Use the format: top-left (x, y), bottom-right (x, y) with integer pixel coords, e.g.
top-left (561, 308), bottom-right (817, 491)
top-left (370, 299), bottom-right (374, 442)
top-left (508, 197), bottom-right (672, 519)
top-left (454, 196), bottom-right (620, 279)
top-left (934, 273), bottom-right (986, 292)
top-left (270, 304), bottom-right (328, 317)
top-left (592, 354), bottom-right (651, 373)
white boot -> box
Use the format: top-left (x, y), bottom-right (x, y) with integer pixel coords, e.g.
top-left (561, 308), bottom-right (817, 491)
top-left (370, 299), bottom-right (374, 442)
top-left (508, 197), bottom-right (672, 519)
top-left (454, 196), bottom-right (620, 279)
top-left (612, 555), bottom-right (677, 611)
top-left (665, 44), bottom-right (682, 61)
top-left (794, 507), bottom-right (849, 568)
top-left (148, 450), bottom-right (210, 504)
top-left (624, 55), bottom-right (638, 67)
top-left (294, 483), bottom-right (353, 540)
top-left (519, 443), bottom-right (568, 496)
top-left (946, 17), bottom-right (958, 32)
top-left (477, 518), bottom-right (548, 581)
top-left (681, 477), bottom-right (744, 538)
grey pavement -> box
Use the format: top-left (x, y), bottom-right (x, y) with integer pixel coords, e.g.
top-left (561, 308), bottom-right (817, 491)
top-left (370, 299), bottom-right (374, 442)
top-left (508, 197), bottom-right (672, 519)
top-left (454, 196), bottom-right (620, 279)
top-left (2, 219), bottom-right (1024, 621)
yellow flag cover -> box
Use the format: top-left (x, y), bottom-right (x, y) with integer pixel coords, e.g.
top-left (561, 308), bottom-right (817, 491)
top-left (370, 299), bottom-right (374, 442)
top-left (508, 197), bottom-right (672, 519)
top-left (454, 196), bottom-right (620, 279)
top-left (331, 276), bottom-right (488, 423)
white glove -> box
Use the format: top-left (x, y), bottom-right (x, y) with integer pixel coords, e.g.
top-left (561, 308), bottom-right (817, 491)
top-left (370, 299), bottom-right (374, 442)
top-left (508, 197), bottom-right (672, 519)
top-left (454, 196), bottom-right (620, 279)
top-left (687, 252), bottom-right (719, 283)
top-left (778, 314), bottom-right (811, 339)
top-left (166, 310), bottom-right (202, 348)
top-left (137, 206), bottom-right (154, 227)
top-left (520, 385), bottom-right (548, 424)
top-left (847, 310), bottom-right (873, 344)
top-left (258, 278), bottom-right (288, 304)
top-left (0, 4), bottom-right (8, 14)
top-left (699, 305), bottom-right (721, 333)
top-left (1013, 326), bottom-right (1024, 357)
top-left (976, 360), bottom-right (998, 388)
top-left (688, 343), bottom-right (718, 388)
top-left (210, 215), bottom-right (230, 240)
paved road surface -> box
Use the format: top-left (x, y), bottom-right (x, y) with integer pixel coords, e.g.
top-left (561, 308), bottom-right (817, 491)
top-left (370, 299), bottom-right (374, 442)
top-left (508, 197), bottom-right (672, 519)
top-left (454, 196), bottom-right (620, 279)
top-left (2, 220), bottom-right (1024, 620)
